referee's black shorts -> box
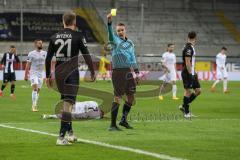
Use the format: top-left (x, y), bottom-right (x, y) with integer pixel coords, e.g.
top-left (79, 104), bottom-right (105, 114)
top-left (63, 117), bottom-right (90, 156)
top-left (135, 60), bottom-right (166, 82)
top-left (3, 72), bottom-right (16, 83)
top-left (112, 68), bottom-right (136, 97)
top-left (181, 69), bottom-right (200, 89)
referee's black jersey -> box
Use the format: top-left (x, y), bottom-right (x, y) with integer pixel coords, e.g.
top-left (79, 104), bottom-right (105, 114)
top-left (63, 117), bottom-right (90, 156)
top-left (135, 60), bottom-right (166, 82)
top-left (45, 28), bottom-right (95, 78)
top-left (182, 43), bottom-right (194, 71)
top-left (1, 52), bottom-right (20, 73)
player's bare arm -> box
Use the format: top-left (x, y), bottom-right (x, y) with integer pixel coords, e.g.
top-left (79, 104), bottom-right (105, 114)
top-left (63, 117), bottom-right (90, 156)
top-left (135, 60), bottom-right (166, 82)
top-left (175, 63), bottom-right (177, 72)
top-left (14, 53), bottom-right (20, 63)
top-left (24, 61), bottom-right (31, 81)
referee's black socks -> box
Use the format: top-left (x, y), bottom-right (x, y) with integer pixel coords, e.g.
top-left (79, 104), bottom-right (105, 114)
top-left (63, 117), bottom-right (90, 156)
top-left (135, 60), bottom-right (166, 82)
top-left (10, 84), bottom-right (15, 94)
top-left (183, 96), bottom-right (190, 114)
top-left (121, 102), bottom-right (131, 123)
top-left (111, 102), bottom-right (119, 127)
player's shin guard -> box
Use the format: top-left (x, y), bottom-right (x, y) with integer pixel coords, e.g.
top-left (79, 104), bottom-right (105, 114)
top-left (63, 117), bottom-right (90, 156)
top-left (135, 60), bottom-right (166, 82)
top-left (121, 102), bottom-right (131, 123)
top-left (111, 102), bottom-right (119, 126)
top-left (189, 93), bottom-right (197, 104)
top-left (183, 96), bottom-right (190, 114)
top-left (59, 111), bottom-right (72, 138)
top-left (10, 84), bottom-right (15, 94)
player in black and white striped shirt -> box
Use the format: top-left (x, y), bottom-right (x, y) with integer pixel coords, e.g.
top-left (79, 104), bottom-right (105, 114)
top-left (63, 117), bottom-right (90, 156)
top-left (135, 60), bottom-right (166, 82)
top-left (0, 45), bottom-right (20, 98)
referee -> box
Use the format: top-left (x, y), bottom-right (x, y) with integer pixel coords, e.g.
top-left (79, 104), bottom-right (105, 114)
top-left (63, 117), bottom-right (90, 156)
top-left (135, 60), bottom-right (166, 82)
top-left (107, 13), bottom-right (139, 131)
top-left (0, 45), bottom-right (20, 99)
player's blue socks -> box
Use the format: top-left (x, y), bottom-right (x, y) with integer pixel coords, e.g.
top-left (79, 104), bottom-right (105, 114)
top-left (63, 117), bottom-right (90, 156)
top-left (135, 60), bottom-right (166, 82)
top-left (183, 96), bottom-right (190, 114)
top-left (10, 84), bottom-right (15, 94)
top-left (111, 102), bottom-right (119, 126)
top-left (121, 102), bottom-right (131, 122)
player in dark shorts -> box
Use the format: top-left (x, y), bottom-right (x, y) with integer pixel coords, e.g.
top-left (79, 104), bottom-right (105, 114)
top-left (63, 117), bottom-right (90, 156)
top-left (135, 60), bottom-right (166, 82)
top-left (45, 11), bottom-right (95, 145)
top-left (107, 13), bottom-right (139, 131)
top-left (179, 31), bottom-right (201, 118)
top-left (0, 45), bottom-right (20, 99)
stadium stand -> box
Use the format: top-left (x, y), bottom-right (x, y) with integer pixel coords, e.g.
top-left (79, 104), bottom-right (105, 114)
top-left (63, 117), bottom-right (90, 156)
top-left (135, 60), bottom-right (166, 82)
top-left (0, 0), bottom-right (239, 63)
top-left (93, 0), bottom-right (240, 57)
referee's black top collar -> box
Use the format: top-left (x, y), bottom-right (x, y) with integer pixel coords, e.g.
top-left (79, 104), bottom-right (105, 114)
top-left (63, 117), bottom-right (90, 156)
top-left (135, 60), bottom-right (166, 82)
top-left (120, 36), bottom-right (128, 41)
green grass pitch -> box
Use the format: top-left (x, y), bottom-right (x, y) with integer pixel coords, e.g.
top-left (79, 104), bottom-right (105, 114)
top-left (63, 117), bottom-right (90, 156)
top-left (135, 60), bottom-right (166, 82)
top-left (0, 80), bottom-right (239, 160)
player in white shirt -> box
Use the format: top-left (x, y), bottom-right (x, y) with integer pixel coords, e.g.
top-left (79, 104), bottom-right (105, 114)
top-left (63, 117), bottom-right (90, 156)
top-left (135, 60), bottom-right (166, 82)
top-left (42, 101), bottom-right (104, 120)
top-left (159, 44), bottom-right (179, 100)
top-left (211, 47), bottom-right (229, 93)
top-left (24, 40), bottom-right (47, 111)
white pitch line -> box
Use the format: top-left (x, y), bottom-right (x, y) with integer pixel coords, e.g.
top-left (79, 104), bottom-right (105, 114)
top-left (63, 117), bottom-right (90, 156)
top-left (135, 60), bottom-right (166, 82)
top-left (0, 124), bottom-right (186, 160)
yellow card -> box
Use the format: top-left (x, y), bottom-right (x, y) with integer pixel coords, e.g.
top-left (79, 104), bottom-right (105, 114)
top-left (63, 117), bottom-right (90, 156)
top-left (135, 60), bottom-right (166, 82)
top-left (111, 9), bottom-right (117, 16)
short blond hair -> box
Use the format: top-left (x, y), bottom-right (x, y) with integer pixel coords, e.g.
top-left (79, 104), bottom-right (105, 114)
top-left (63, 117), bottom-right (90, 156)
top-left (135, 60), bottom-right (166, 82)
top-left (63, 11), bottom-right (76, 26)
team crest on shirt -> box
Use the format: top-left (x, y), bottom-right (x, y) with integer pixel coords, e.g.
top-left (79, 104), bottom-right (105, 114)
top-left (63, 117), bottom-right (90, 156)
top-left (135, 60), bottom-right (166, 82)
top-left (82, 38), bottom-right (87, 47)
top-left (186, 49), bottom-right (192, 56)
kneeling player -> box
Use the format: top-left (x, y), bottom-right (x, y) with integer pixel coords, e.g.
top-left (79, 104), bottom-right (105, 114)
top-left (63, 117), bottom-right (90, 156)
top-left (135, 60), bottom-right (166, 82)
top-left (42, 101), bottom-right (104, 120)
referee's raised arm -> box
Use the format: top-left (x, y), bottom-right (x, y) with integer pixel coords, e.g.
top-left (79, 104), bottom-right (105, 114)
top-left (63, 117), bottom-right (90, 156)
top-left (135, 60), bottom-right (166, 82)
top-left (107, 13), bottom-right (116, 42)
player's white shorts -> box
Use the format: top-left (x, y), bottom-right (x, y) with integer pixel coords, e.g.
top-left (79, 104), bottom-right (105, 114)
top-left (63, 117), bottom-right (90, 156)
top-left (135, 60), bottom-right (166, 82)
top-left (164, 70), bottom-right (177, 82)
top-left (216, 67), bottom-right (228, 79)
top-left (30, 74), bottom-right (43, 88)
